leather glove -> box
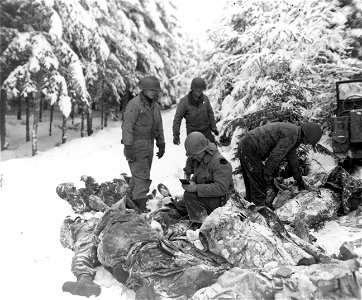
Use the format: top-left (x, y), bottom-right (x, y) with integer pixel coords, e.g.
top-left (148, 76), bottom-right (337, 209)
top-left (212, 128), bottom-right (219, 136)
top-left (156, 143), bottom-right (165, 159)
top-left (124, 145), bottom-right (135, 161)
top-left (173, 135), bottom-right (180, 145)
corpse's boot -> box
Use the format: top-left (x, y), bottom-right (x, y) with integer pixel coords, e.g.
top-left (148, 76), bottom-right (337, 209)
top-left (62, 274), bottom-right (101, 298)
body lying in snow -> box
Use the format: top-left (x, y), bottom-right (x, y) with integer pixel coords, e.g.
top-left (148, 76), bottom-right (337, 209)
top-left (56, 168), bottom-right (362, 299)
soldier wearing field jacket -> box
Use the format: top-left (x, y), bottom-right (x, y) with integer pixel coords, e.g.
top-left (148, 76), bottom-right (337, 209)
top-left (172, 77), bottom-right (218, 145)
top-left (173, 77), bottom-right (219, 178)
top-left (121, 76), bottom-right (165, 212)
top-left (238, 122), bottom-right (323, 207)
top-left (175, 132), bottom-right (234, 228)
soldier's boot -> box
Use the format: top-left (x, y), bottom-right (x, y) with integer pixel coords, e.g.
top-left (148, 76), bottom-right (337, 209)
top-left (133, 198), bottom-right (149, 213)
top-left (62, 274), bottom-right (101, 298)
top-left (124, 195), bottom-right (141, 212)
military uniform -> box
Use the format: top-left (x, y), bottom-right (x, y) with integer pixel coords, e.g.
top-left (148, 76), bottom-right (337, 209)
top-left (61, 217), bottom-right (100, 279)
top-left (175, 143), bottom-right (234, 223)
top-left (122, 93), bottom-right (164, 200)
top-left (173, 92), bottom-right (218, 176)
top-left (173, 92), bottom-right (217, 143)
top-left (238, 122), bottom-right (303, 206)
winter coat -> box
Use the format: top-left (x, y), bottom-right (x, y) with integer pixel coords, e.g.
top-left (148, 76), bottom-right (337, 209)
top-left (173, 92), bottom-right (217, 136)
top-left (121, 93), bottom-right (165, 151)
top-left (193, 143), bottom-right (233, 198)
top-left (245, 122), bottom-right (303, 182)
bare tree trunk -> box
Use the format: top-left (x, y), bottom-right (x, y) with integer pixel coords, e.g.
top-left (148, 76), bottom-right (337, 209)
top-left (26, 95), bottom-right (30, 142)
top-left (104, 99), bottom-right (109, 128)
top-left (62, 115), bottom-right (67, 144)
top-left (49, 104), bottom-right (54, 136)
top-left (86, 105), bottom-right (93, 136)
top-left (39, 94), bottom-right (43, 122)
top-left (17, 96), bottom-right (22, 120)
top-left (0, 90), bottom-right (6, 151)
top-left (71, 101), bottom-right (75, 125)
top-left (100, 97), bottom-right (104, 130)
top-left (31, 91), bottom-right (40, 156)
top-left (81, 102), bottom-right (85, 138)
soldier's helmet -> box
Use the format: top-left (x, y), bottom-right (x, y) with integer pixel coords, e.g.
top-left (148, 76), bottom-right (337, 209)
top-left (301, 122), bottom-right (323, 146)
top-left (184, 132), bottom-right (209, 156)
top-left (140, 76), bottom-right (162, 91)
top-left (190, 77), bottom-right (206, 91)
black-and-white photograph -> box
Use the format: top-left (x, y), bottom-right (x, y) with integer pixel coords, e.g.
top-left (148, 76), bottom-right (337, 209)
top-left (0, 0), bottom-right (362, 299)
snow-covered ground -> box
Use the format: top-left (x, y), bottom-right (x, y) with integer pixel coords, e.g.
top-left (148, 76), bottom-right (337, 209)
top-left (0, 107), bottom-right (361, 300)
top-left (0, 108), bottom-right (189, 300)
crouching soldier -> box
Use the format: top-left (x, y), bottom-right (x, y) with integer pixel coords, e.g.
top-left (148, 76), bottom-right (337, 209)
top-left (237, 122), bottom-right (323, 208)
top-left (175, 132), bottom-right (234, 229)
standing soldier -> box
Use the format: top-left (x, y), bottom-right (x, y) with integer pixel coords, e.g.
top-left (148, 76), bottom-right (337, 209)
top-left (121, 76), bottom-right (165, 212)
top-left (172, 77), bottom-right (218, 144)
top-left (238, 122), bottom-right (323, 208)
top-left (175, 132), bottom-right (234, 229)
top-left (173, 77), bottom-right (219, 177)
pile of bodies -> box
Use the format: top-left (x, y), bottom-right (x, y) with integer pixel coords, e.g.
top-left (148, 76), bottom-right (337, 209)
top-left (57, 166), bottom-right (362, 299)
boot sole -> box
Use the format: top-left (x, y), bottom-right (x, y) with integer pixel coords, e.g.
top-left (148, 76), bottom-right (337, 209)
top-left (62, 281), bottom-right (101, 297)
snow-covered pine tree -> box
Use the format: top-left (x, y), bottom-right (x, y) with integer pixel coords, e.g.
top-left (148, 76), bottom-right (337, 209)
top-left (1, 0), bottom-right (188, 150)
top-left (201, 0), bottom-right (362, 174)
top-left (0, 32), bottom-right (75, 155)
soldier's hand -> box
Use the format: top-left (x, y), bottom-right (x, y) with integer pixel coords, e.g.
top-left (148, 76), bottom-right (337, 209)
top-left (173, 135), bottom-right (180, 145)
top-left (182, 181), bottom-right (197, 192)
top-left (157, 143), bottom-right (165, 159)
top-left (124, 145), bottom-right (136, 161)
top-left (212, 128), bottom-right (219, 136)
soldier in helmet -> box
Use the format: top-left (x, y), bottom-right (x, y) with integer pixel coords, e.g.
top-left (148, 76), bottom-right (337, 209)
top-left (174, 132), bottom-right (234, 229)
top-left (238, 122), bottom-right (323, 208)
top-left (121, 76), bottom-right (165, 212)
top-left (173, 77), bottom-right (219, 178)
top-left (173, 77), bottom-right (218, 144)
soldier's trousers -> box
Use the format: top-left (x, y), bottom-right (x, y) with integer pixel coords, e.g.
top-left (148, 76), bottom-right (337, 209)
top-left (70, 218), bottom-right (100, 279)
top-left (238, 136), bottom-right (266, 206)
top-left (175, 191), bottom-right (224, 223)
top-left (128, 154), bottom-right (153, 200)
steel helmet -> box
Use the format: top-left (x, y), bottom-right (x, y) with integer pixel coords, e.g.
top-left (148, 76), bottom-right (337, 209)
top-left (140, 76), bottom-right (161, 91)
top-left (301, 122), bottom-right (323, 146)
top-left (184, 132), bottom-right (209, 156)
top-left (190, 77), bottom-right (206, 91)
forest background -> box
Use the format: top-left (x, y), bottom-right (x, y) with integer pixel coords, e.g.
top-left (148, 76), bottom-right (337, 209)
top-left (1, 0), bottom-right (362, 161)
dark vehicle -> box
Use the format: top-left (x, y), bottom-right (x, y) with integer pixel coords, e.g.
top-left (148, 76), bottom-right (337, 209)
top-left (331, 79), bottom-right (362, 168)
